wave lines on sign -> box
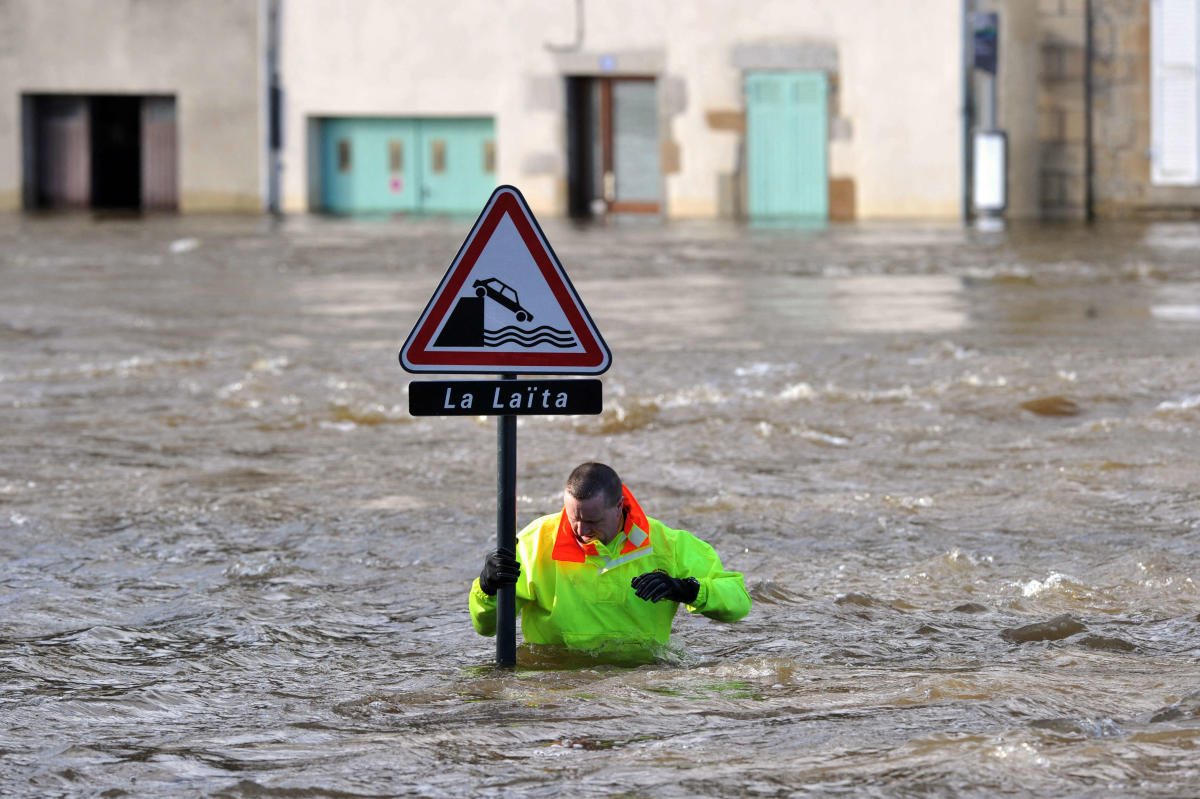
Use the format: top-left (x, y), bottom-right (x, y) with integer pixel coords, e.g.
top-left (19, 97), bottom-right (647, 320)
top-left (484, 325), bottom-right (577, 349)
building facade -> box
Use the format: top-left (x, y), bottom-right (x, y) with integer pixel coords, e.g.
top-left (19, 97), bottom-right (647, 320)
top-left (11, 0), bottom-right (1200, 221)
top-left (19, 1), bottom-right (1200, 221)
top-left (2, 0), bottom-right (970, 220)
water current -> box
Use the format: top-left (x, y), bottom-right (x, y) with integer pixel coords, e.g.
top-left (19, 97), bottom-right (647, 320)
top-left (2, 213), bottom-right (1199, 797)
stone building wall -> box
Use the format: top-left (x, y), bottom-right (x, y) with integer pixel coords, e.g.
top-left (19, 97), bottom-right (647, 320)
top-left (997, 0), bottom-right (1200, 219)
top-left (1090, 0), bottom-right (1152, 217)
top-left (1094, 0), bottom-right (1200, 215)
top-left (1035, 0), bottom-right (1088, 219)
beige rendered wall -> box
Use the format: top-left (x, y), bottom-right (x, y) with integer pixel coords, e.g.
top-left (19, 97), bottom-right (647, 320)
top-left (827, 0), bottom-right (963, 219)
top-left (282, 0), bottom-right (963, 220)
top-left (0, 3), bottom-right (15, 211)
top-left (0, 0), bottom-right (264, 212)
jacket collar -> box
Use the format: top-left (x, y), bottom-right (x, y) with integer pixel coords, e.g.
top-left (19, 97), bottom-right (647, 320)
top-left (552, 484), bottom-right (650, 563)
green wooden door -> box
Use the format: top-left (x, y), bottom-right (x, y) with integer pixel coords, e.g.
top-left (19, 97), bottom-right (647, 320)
top-left (319, 117), bottom-right (494, 214)
top-left (746, 72), bottom-right (828, 219)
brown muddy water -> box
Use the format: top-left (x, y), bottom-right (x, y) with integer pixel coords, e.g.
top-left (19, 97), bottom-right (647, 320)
top-left (2, 212), bottom-right (1199, 797)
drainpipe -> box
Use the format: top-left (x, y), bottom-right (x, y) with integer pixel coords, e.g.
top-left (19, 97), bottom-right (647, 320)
top-left (1084, 0), bottom-right (1095, 222)
top-left (962, 0), bottom-right (976, 223)
top-left (266, 0), bottom-right (283, 214)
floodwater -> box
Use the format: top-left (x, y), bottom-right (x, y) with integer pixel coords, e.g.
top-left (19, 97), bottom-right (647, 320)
top-left (2, 211), bottom-right (1199, 797)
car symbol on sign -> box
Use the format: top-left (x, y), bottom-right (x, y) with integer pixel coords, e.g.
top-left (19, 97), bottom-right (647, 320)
top-left (473, 278), bottom-right (534, 322)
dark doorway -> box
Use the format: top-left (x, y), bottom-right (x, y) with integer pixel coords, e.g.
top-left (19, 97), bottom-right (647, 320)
top-left (564, 76), bottom-right (660, 219)
top-left (90, 96), bottom-right (142, 209)
top-left (24, 94), bottom-right (177, 212)
top-left (565, 77), bottom-right (596, 219)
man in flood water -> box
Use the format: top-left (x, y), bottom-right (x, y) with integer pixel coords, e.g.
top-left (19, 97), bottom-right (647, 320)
top-left (469, 462), bottom-right (751, 653)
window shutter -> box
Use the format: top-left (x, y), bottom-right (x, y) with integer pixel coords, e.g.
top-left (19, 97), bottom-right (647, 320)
top-left (1153, 0), bottom-right (1200, 185)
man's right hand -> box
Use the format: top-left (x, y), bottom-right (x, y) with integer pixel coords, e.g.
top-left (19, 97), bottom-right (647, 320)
top-left (479, 549), bottom-right (520, 596)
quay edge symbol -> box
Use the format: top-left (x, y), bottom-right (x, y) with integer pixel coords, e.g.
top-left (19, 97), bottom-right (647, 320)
top-left (399, 185), bottom-right (611, 375)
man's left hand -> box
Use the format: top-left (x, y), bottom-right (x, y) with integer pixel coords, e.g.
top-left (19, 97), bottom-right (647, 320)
top-left (631, 571), bottom-right (699, 604)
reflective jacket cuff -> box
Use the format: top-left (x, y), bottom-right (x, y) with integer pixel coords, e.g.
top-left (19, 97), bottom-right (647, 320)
top-left (687, 580), bottom-right (709, 612)
top-left (471, 579), bottom-right (497, 607)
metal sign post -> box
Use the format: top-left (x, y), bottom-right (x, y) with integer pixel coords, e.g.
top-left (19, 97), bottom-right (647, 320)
top-left (496, 375), bottom-right (518, 667)
top-left (398, 186), bottom-right (611, 669)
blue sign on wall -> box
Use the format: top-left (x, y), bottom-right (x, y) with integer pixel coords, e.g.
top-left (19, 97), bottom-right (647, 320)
top-left (972, 13), bottom-right (999, 74)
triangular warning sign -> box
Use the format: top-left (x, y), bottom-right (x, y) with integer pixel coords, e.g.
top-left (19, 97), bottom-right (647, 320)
top-left (400, 185), bottom-right (611, 375)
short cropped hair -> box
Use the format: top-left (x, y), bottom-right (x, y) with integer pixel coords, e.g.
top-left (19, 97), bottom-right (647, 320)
top-left (565, 462), bottom-right (623, 507)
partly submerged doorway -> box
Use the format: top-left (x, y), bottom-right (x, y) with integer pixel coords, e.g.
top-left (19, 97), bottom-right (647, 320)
top-left (23, 94), bottom-right (178, 211)
top-left (566, 76), bottom-right (661, 218)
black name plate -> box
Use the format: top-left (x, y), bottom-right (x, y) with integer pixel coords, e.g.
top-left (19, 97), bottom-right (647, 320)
top-left (409, 379), bottom-right (603, 416)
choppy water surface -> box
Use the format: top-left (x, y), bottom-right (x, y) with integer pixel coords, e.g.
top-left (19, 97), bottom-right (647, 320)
top-left (2, 213), bottom-right (1199, 797)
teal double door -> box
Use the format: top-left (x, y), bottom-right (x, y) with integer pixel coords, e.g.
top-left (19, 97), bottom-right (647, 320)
top-left (746, 72), bottom-right (828, 219)
top-left (319, 117), bottom-right (495, 214)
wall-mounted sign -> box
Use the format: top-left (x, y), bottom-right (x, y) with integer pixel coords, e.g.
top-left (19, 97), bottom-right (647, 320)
top-left (972, 12), bottom-right (999, 75)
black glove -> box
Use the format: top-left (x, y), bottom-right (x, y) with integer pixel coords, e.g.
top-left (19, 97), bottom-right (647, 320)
top-left (479, 549), bottom-right (520, 596)
top-left (631, 571), bottom-right (699, 604)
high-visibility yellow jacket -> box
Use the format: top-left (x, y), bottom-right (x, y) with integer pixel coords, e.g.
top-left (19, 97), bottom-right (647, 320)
top-left (469, 487), bottom-right (751, 652)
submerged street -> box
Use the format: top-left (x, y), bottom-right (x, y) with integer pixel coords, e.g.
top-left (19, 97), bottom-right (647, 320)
top-left (2, 213), bottom-right (1199, 796)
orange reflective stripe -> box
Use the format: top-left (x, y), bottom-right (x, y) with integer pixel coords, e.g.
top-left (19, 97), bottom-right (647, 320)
top-left (618, 486), bottom-right (650, 554)
top-left (551, 485), bottom-right (653, 563)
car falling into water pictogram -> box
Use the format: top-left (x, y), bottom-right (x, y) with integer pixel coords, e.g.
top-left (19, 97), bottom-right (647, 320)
top-left (473, 277), bottom-right (534, 322)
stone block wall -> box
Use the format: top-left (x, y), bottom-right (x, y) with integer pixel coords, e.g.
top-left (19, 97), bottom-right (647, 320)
top-left (1090, 0), bottom-right (1152, 216)
top-left (997, 0), bottom-right (1200, 218)
top-left (1093, 0), bottom-right (1200, 215)
top-left (1036, 0), bottom-right (1088, 219)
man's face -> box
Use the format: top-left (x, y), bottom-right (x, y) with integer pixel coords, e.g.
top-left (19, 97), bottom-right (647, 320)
top-left (563, 490), bottom-right (624, 546)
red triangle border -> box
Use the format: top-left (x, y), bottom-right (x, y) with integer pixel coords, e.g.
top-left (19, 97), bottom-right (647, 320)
top-left (400, 186), bottom-right (611, 374)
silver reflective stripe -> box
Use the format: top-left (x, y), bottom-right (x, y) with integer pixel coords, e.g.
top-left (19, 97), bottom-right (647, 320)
top-left (596, 547), bottom-right (654, 575)
top-left (628, 525), bottom-right (649, 548)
